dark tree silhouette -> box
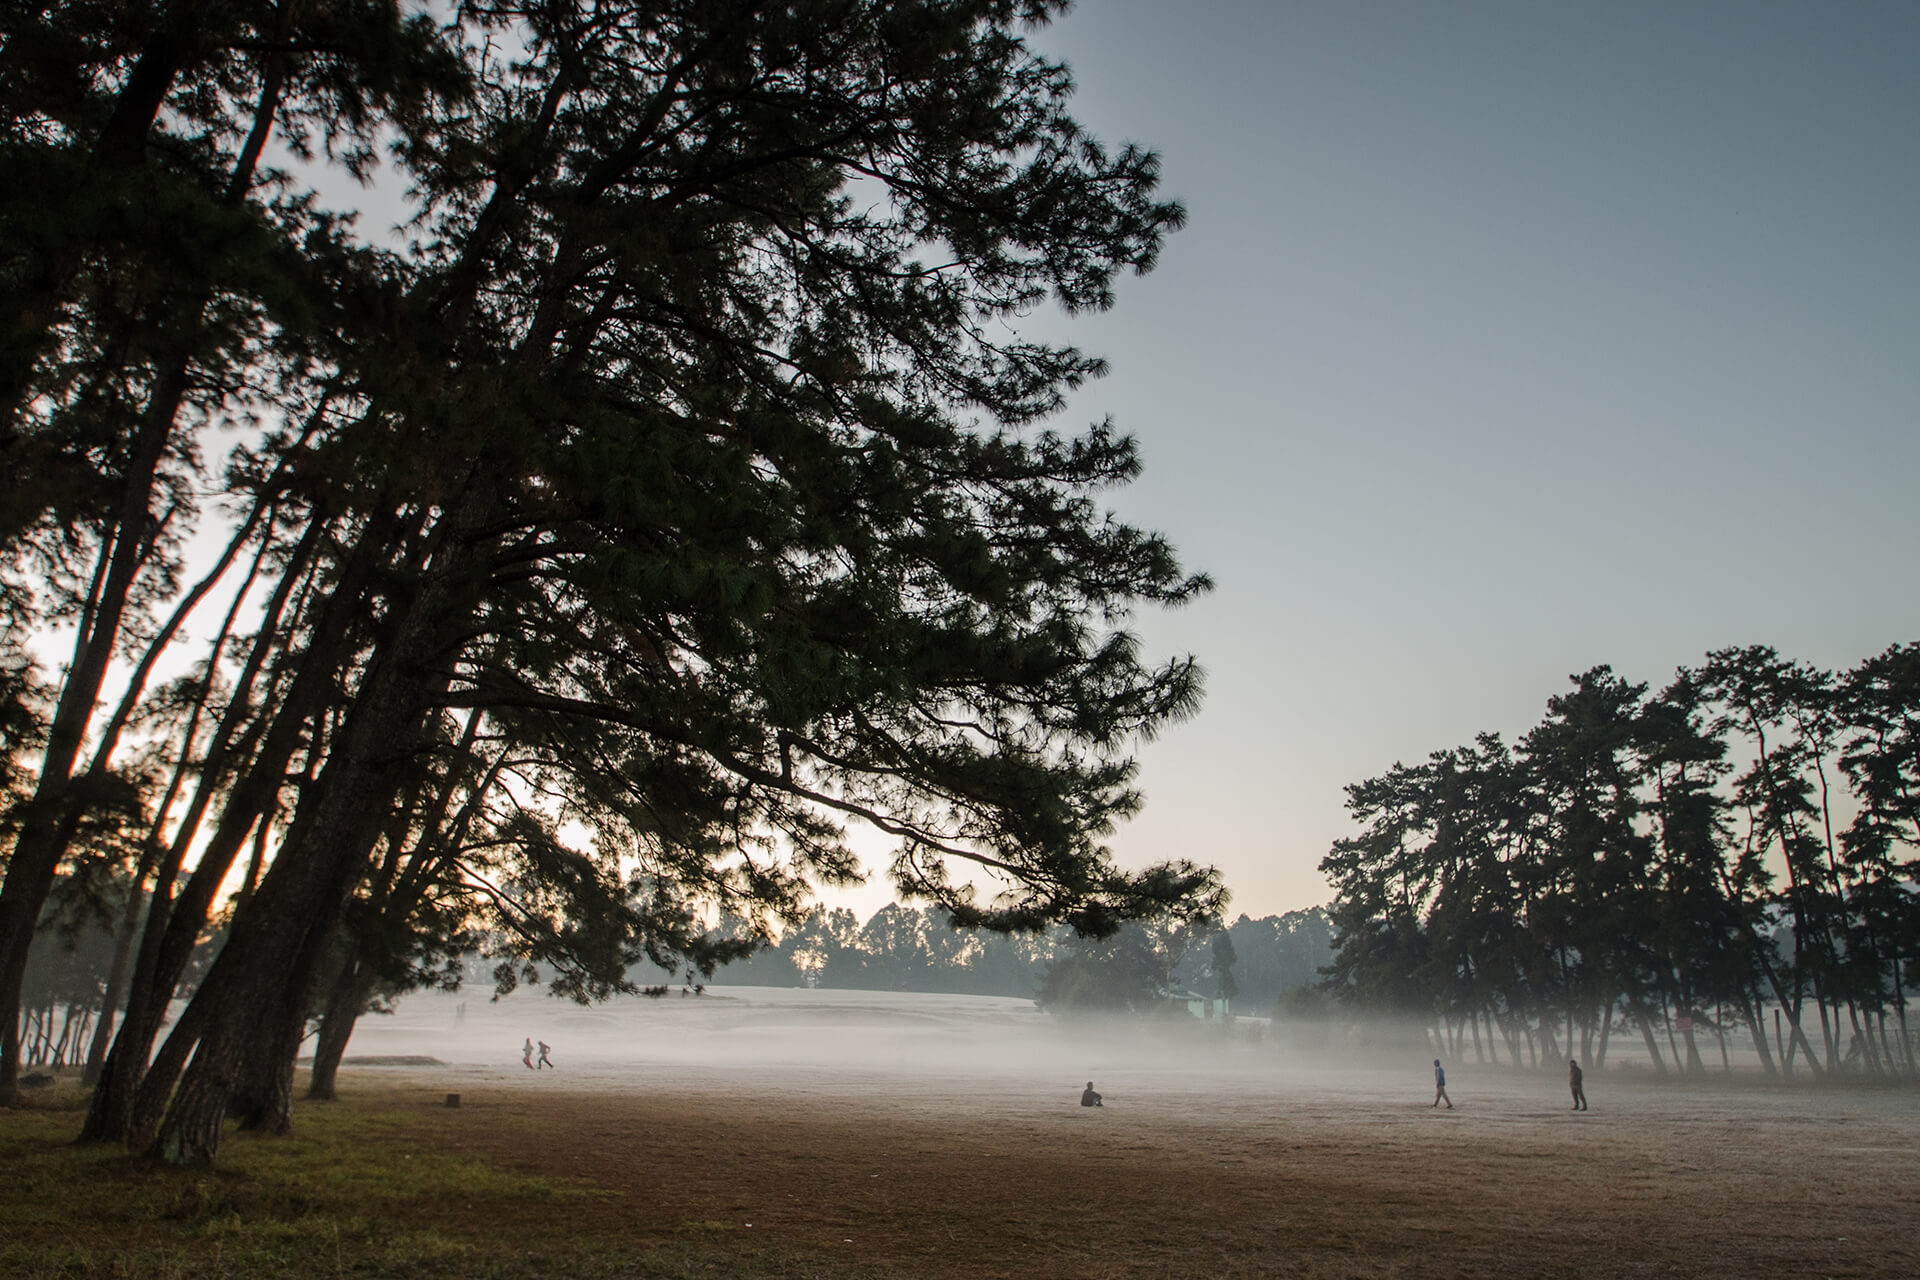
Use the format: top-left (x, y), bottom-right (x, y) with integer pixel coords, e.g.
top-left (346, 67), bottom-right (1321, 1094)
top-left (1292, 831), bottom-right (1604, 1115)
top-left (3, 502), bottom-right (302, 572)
top-left (1322, 650), bottom-right (1920, 1080)
top-left (3, 0), bottom-right (1223, 1151)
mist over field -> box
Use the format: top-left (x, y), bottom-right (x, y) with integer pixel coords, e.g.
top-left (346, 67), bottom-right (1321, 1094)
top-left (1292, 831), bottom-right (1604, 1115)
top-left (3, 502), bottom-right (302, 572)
top-left (351, 984), bottom-right (1254, 1082)
top-left (334, 986), bottom-right (1919, 1135)
top-left (342, 983), bottom-right (1432, 1112)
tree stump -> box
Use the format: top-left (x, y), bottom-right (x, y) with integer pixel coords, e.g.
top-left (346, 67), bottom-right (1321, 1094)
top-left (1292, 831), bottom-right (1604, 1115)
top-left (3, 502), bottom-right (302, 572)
top-left (444, 1093), bottom-right (461, 1108)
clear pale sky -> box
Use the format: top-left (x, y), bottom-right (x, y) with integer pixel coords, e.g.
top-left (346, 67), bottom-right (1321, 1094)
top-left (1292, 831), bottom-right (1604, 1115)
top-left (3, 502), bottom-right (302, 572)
top-left (297, 3), bottom-right (1918, 923)
top-left (931, 0), bottom-right (1920, 920)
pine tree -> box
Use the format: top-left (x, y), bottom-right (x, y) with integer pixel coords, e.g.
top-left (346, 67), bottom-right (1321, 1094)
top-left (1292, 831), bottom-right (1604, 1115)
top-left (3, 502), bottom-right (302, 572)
top-left (84, 0), bottom-right (1223, 1163)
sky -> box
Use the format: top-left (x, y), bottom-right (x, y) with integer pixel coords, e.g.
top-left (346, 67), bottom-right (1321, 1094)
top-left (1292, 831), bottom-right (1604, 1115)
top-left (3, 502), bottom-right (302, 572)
top-left (894, 0), bottom-right (1920, 920)
top-left (205, 2), bottom-right (1920, 927)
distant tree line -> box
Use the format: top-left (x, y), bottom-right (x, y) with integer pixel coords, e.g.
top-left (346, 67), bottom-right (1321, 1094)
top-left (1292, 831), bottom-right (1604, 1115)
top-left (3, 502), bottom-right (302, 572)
top-left (18, 901), bottom-right (1331, 1065)
top-left (704, 902), bottom-right (1332, 1011)
top-left (1320, 645), bottom-right (1920, 1078)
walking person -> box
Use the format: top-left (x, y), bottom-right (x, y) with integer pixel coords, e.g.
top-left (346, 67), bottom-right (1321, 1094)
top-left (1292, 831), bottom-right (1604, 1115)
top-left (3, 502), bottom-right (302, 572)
top-left (522, 1038), bottom-right (534, 1070)
top-left (537, 1040), bottom-right (554, 1070)
top-left (1569, 1058), bottom-right (1587, 1111)
top-left (1432, 1058), bottom-right (1453, 1109)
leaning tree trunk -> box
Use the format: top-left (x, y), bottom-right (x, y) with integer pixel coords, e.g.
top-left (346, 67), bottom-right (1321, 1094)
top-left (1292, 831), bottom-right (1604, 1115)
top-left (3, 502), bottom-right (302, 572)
top-left (308, 953), bottom-right (374, 1101)
top-left (108, 525), bottom-right (376, 1150)
top-left (229, 978), bottom-right (313, 1134)
top-left (123, 991), bottom-right (216, 1150)
top-left (1781, 1001), bottom-right (1826, 1077)
top-left (140, 700), bottom-right (402, 1161)
top-left (82, 512), bottom-right (373, 1145)
top-left (1740, 999), bottom-right (1778, 1076)
top-left (1680, 1022), bottom-right (1705, 1074)
top-left (80, 888), bottom-right (145, 1088)
top-left (85, 738), bottom-right (298, 1144)
top-left (1893, 958), bottom-right (1915, 1076)
top-left (147, 772), bottom-right (391, 1165)
top-left (1874, 1009), bottom-right (1898, 1076)
top-left (231, 891), bottom-right (355, 1131)
top-left (1623, 994), bottom-right (1668, 1075)
top-left (78, 489), bottom-right (283, 1093)
top-left (0, 401), bottom-right (172, 1100)
top-left (147, 494), bottom-right (482, 1164)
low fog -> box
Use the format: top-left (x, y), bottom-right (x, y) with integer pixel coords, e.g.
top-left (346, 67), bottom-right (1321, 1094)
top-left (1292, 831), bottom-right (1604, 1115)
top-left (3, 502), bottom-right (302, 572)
top-left (344, 984), bottom-right (1406, 1102)
top-left (354, 984), bottom-right (1247, 1080)
top-left (329, 986), bottom-right (1906, 1131)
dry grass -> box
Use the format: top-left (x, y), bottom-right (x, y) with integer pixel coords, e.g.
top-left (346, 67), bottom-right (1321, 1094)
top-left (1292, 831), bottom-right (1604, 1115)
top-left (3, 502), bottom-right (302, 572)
top-left (5, 1063), bottom-right (1919, 1278)
top-left (420, 1068), bottom-right (1920, 1279)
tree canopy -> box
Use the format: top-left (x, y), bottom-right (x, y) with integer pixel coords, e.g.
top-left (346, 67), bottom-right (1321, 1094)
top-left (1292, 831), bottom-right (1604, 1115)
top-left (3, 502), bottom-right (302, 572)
top-left (0, 0), bottom-right (1221, 1161)
top-left (1322, 648), bottom-right (1920, 1079)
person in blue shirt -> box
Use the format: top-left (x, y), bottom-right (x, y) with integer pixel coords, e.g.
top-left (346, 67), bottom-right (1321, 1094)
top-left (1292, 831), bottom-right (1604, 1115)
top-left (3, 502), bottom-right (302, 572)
top-left (1432, 1059), bottom-right (1453, 1109)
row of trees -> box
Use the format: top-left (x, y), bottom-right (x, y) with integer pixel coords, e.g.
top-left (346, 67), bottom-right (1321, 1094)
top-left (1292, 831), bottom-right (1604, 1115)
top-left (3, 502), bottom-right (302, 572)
top-left (707, 902), bottom-right (1331, 1008)
top-left (1320, 647), bottom-right (1920, 1077)
top-left (17, 902), bottom-right (1332, 1063)
top-left (0, 0), bottom-right (1223, 1163)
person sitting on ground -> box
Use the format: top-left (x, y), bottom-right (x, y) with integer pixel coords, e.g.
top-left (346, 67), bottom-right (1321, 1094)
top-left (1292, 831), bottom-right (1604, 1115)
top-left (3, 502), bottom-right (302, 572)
top-left (1081, 1081), bottom-right (1103, 1107)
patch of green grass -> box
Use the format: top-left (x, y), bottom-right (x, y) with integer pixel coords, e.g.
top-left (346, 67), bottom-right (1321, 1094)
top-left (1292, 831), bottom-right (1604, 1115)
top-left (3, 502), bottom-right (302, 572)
top-left (0, 1100), bottom-right (884, 1280)
top-left (10, 1073), bottom-right (92, 1112)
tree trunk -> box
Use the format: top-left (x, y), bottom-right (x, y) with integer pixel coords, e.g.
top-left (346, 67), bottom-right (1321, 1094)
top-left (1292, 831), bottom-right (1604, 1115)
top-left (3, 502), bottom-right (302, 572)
top-left (308, 953), bottom-right (373, 1101)
top-left (81, 887), bottom-right (147, 1087)
top-left (147, 487), bottom-right (485, 1163)
top-left (1787, 1008), bottom-right (1826, 1076)
top-left (148, 1025), bottom-right (243, 1167)
top-left (125, 991), bottom-right (215, 1149)
top-left (7, 48), bottom-right (300, 1106)
top-left (229, 980), bottom-right (311, 1134)
top-left (83, 513), bottom-right (376, 1144)
top-left (23, 1006), bottom-right (44, 1065)
top-left (1741, 1000), bottom-right (1777, 1076)
top-left (1624, 995), bottom-right (1667, 1075)
top-left (1846, 1003), bottom-right (1878, 1075)
top-left (0, 491), bottom-right (156, 1095)
top-left (1893, 959), bottom-right (1915, 1076)
top-left (1681, 1025), bottom-right (1704, 1074)
top-left (1746, 935), bottom-right (1822, 1077)
top-left (1815, 995), bottom-right (1837, 1071)
top-left (145, 823), bottom-right (367, 1164)
top-left (53, 1003), bottom-right (83, 1066)
top-left (230, 889), bottom-right (358, 1132)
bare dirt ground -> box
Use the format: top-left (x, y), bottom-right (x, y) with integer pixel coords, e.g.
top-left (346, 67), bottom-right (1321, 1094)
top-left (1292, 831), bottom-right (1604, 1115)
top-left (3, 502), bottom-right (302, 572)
top-left (332, 988), bottom-right (1920, 1278)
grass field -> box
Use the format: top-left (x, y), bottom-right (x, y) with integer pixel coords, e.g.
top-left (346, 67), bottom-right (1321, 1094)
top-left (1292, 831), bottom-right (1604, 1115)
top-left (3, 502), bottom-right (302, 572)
top-left (6, 1057), bottom-right (1920, 1279)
